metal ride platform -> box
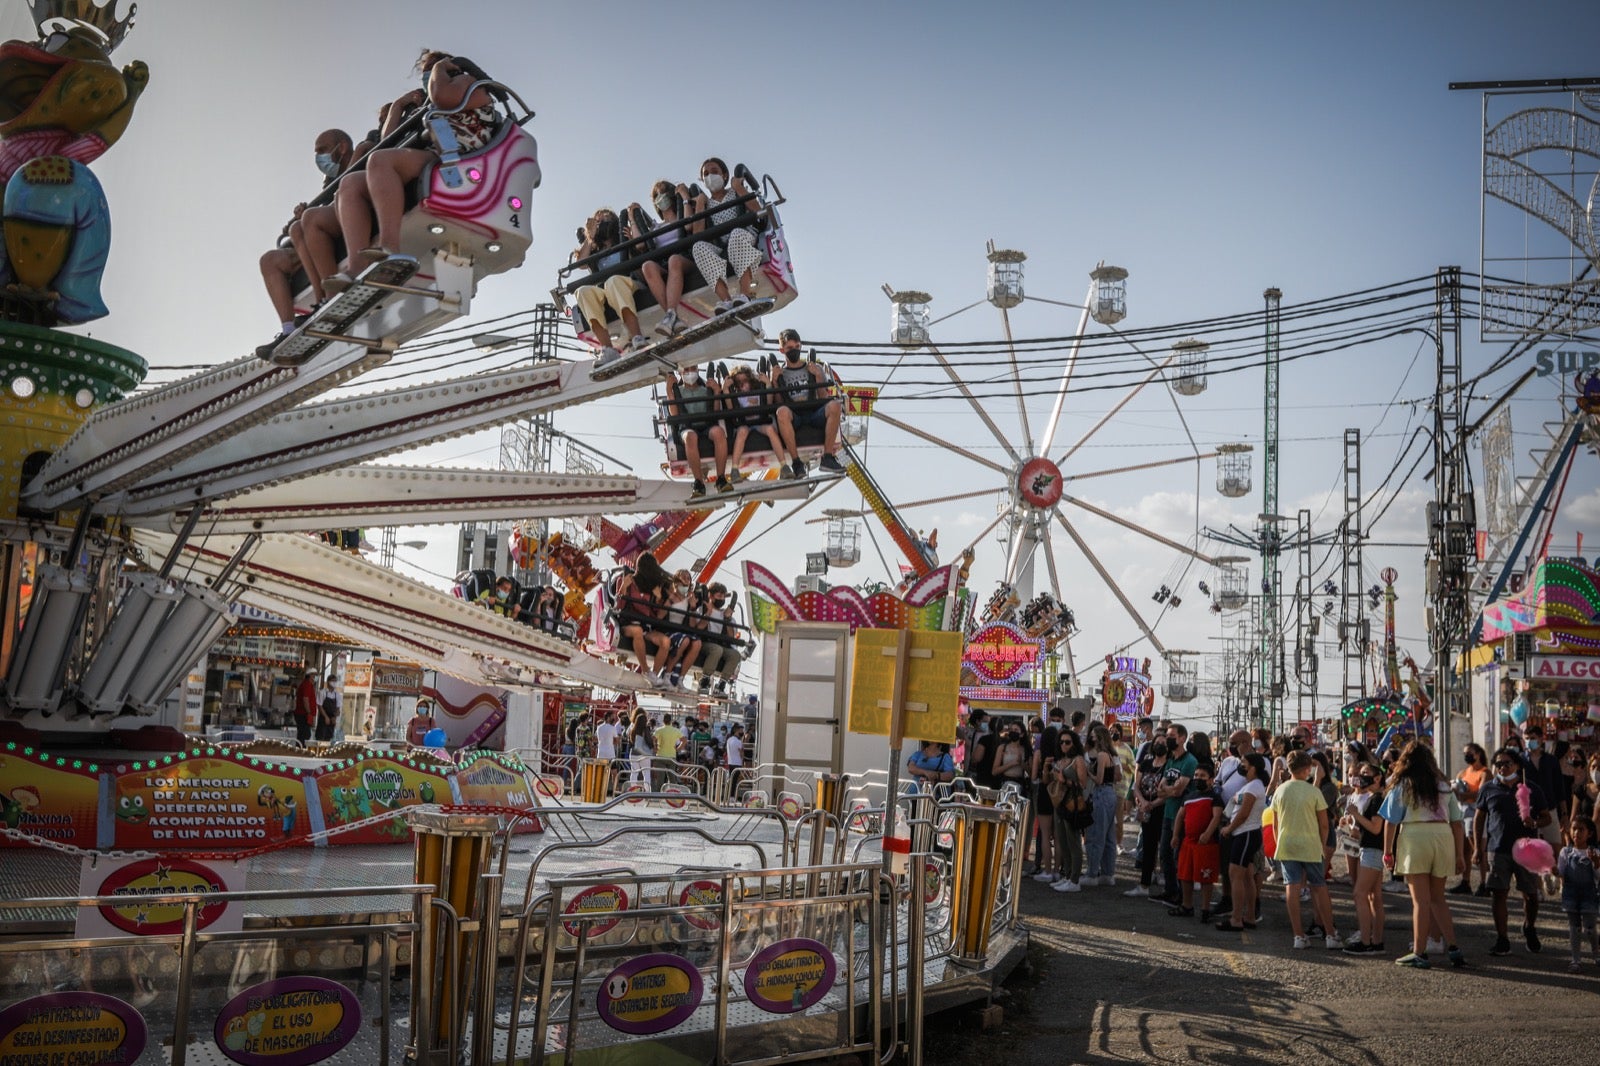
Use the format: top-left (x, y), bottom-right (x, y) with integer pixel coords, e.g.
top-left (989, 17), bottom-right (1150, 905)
top-left (0, 763), bottom-right (1027, 1065)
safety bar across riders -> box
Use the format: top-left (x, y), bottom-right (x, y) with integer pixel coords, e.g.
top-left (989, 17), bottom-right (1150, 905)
top-left (558, 177), bottom-right (772, 290)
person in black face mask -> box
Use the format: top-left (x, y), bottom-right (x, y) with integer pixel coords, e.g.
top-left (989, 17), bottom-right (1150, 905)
top-left (765, 328), bottom-right (844, 479)
top-left (696, 582), bottom-right (742, 698)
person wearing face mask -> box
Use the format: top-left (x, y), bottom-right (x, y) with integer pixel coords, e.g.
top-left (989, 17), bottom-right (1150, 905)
top-left (723, 363), bottom-right (796, 480)
top-left (696, 583), bottom-right (742, 698)
top-left (664, 364), bottom-right (731, 496)
top-left (1450, 743), bottom-right (1490, 895)
top-left (686, 156), bottom-right (763, 314)
top-left (1475, 747), bottom-right (1551, 956)
top-left (1522, 726), bottom-right (1569, 880)
top-left (256, 128), bottom-right (358, 358)
top-left (766, 328), bottom-right (844, 478)
top-left (632, 179), bottom-right (695, 338)
top-left (573, 209), bottom-right (651, 369)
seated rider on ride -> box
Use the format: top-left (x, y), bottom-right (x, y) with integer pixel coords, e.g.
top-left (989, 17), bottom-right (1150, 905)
top-left (628, 179), bottom-right (695, 339)
top-left (330, 54), bottom-right (502, 292)
top-left (688, 157), bottom-right (762, 315)
top-left (664, 364), bottom-right (731, 497)
top-left (766, 329), bottom-right (844, 478)
top-left (255, 128), bottom-right (362, 358)
top-left (573, 208), bottom-right (649, 369)
top-left (616, 553), bottom-right (673, 688)
top-left (723, 362), bottom-right (795, 481)
top-left (475, 576), bottom-right (520, 619)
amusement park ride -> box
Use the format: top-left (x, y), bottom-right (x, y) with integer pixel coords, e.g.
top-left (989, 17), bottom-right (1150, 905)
top-left (0, 3), bottom-right (821, 736)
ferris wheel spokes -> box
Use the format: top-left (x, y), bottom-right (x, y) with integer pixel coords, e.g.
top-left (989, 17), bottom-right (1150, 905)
top-left (998, 306), bottom-right (1035, 456)
top-left (1057, 493), bottom-right (1218, 563)
top-left (870, 409), bottom-right (1008, 475)
top-left (1053, 509), bottom-right (1167, 656)
top-left (1055, 354), bottom-right (1178, 467)
top-left (927, 341), bottom-right (1024, 466)
top-left (1026, 285), bottom-right (1101, 462)
top-left (1067, 451), bottom-right (1219, 483)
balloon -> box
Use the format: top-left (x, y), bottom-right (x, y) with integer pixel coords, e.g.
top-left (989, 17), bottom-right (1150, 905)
top-left (423, 728), bottom-right (448, 748)
top-left (1508, 697), bottom-right (1530, 726)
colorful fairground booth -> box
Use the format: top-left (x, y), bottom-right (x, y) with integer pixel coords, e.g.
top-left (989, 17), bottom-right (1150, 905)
top-left (1474, 557), bottom-right (1600, 749)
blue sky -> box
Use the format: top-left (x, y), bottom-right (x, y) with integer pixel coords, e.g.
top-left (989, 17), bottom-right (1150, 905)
top-left (30, 0), bottom-right (1600, 727)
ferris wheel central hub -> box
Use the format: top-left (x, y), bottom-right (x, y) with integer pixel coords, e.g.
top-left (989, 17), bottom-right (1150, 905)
top-left (1016, 456), bottom-right (1064, 510)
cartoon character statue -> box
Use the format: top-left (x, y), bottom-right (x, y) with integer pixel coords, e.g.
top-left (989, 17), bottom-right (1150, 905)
top-left (0, 1), bottom-right (148, 324)
top-left (278, 794), bottom-right (297, 836)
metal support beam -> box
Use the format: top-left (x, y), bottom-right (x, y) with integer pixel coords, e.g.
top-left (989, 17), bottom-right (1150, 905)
top-left (1342, 429), bottom-right (1368, 707)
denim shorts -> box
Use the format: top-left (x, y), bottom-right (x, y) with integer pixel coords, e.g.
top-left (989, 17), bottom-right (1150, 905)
top-left (1280, 859), bottom-right (1327, 886)
top-left (1358, 846), bottom-right (1384, 871)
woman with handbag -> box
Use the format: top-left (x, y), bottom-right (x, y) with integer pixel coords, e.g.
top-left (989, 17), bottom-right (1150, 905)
top-left (1051, 729), bottom-right (1092, 893)
top-left (1124, 737), bottom-right (1170, 897)
top-left (1031, 726), bottom-right (1065, 884)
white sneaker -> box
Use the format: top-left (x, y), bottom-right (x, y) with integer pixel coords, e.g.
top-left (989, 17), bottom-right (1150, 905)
top-left (1032, 870), bottom-right (1057, 883)
top-left (1292, 935), bottom-right (1310, 950)
top-left (1123, 885), bottom-right (1149, 898)
top-left (1052, 879), bottom-right (1081, 893)
top-left (1325, 933), bottom-right (1342, 949)
top-left (1300, 887), bottom-right (1311, 903)
top-left (1345, 931), bottom-right (1365, 946)
top-left (1100, 877), bottom-right (1116, 888)
top-left (1426, 937), bottom-right (1446, 954)
top-left (593, 346), bottom-right (622, 370)
top-left (1383, 880), bottom-right (1408, 894)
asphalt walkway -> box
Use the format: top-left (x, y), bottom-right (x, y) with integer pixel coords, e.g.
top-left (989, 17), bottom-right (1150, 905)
top-left (928, 851), bottom-right (1597, 1064)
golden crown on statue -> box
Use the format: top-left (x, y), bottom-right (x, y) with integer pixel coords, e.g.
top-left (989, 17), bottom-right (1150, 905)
top-left (29, 0), bottom-right (137, 53)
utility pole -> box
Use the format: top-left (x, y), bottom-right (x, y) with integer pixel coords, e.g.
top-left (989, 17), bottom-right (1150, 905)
top-left (1428, 267), bottom-right (1472, 776)
top-left (1259, 288), bottom-right (1284, 733)
top-left (1295, 508), bottom-right (1316, 721)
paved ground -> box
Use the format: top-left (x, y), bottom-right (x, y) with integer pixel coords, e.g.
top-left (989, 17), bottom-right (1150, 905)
top-left (927, 849), bottom-right (1599, 1065)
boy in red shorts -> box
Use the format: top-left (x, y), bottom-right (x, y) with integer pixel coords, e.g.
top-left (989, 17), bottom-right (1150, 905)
top-left (1169, 765), bottom-right (1225, 921)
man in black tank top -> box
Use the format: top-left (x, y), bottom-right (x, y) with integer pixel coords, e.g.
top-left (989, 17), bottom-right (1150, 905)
top-left (766, 328), bottom-right (845, 480)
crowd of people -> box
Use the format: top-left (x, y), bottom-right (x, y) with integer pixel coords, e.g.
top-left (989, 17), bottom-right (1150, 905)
top-left (959, 711), bottom-right (1600, 972)
top-left (561, 707), bottom-right (749, 794)
top-left (257, 49), bottom-right (505, 358)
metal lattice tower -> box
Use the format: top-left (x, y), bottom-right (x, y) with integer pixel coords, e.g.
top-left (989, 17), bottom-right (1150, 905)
top-left (1481, 407), bottom-right (1516, 539)
top-left (1258, 288), bottom-right (1284, 732)
top-left (1341, 428), bottom-right (1368, 706)
top-left (1428, 267), bottom-right (1472, 774)
top-left (1295, 508), bottom-right (1317, 720)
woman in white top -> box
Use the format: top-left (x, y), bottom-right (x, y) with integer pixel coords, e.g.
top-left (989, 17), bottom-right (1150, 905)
top-left (687, 157), bottom-right (762, 314)
top-left (1216, 753), bottom-right (1268, 931)
top-left (629, 711), bottom-right (656, 788)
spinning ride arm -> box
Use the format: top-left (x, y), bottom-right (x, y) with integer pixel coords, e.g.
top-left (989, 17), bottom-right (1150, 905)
top-left (841, 441), bottom-right (933, 579)
top-left (696, 467), bottom-right (782, 583)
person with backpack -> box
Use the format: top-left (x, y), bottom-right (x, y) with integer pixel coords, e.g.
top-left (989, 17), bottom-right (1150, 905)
top-left (1124, 734), bottom-right (1171, 898)
top-left (1051, 729), bottom-right (1092, 893)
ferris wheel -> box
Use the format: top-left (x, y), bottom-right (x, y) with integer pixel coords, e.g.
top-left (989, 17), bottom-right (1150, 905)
top-left (868, 243), bottom-right (1250, 699)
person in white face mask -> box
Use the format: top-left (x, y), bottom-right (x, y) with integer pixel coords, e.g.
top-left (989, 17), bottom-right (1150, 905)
top-left (687, 156), bottom-right (763, 314)
top-left (664, 365), bottom-right (730, 497)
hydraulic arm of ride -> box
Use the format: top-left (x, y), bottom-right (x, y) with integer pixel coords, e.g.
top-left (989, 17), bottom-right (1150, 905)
top-left (841, 442), bottom-right (933, 579)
